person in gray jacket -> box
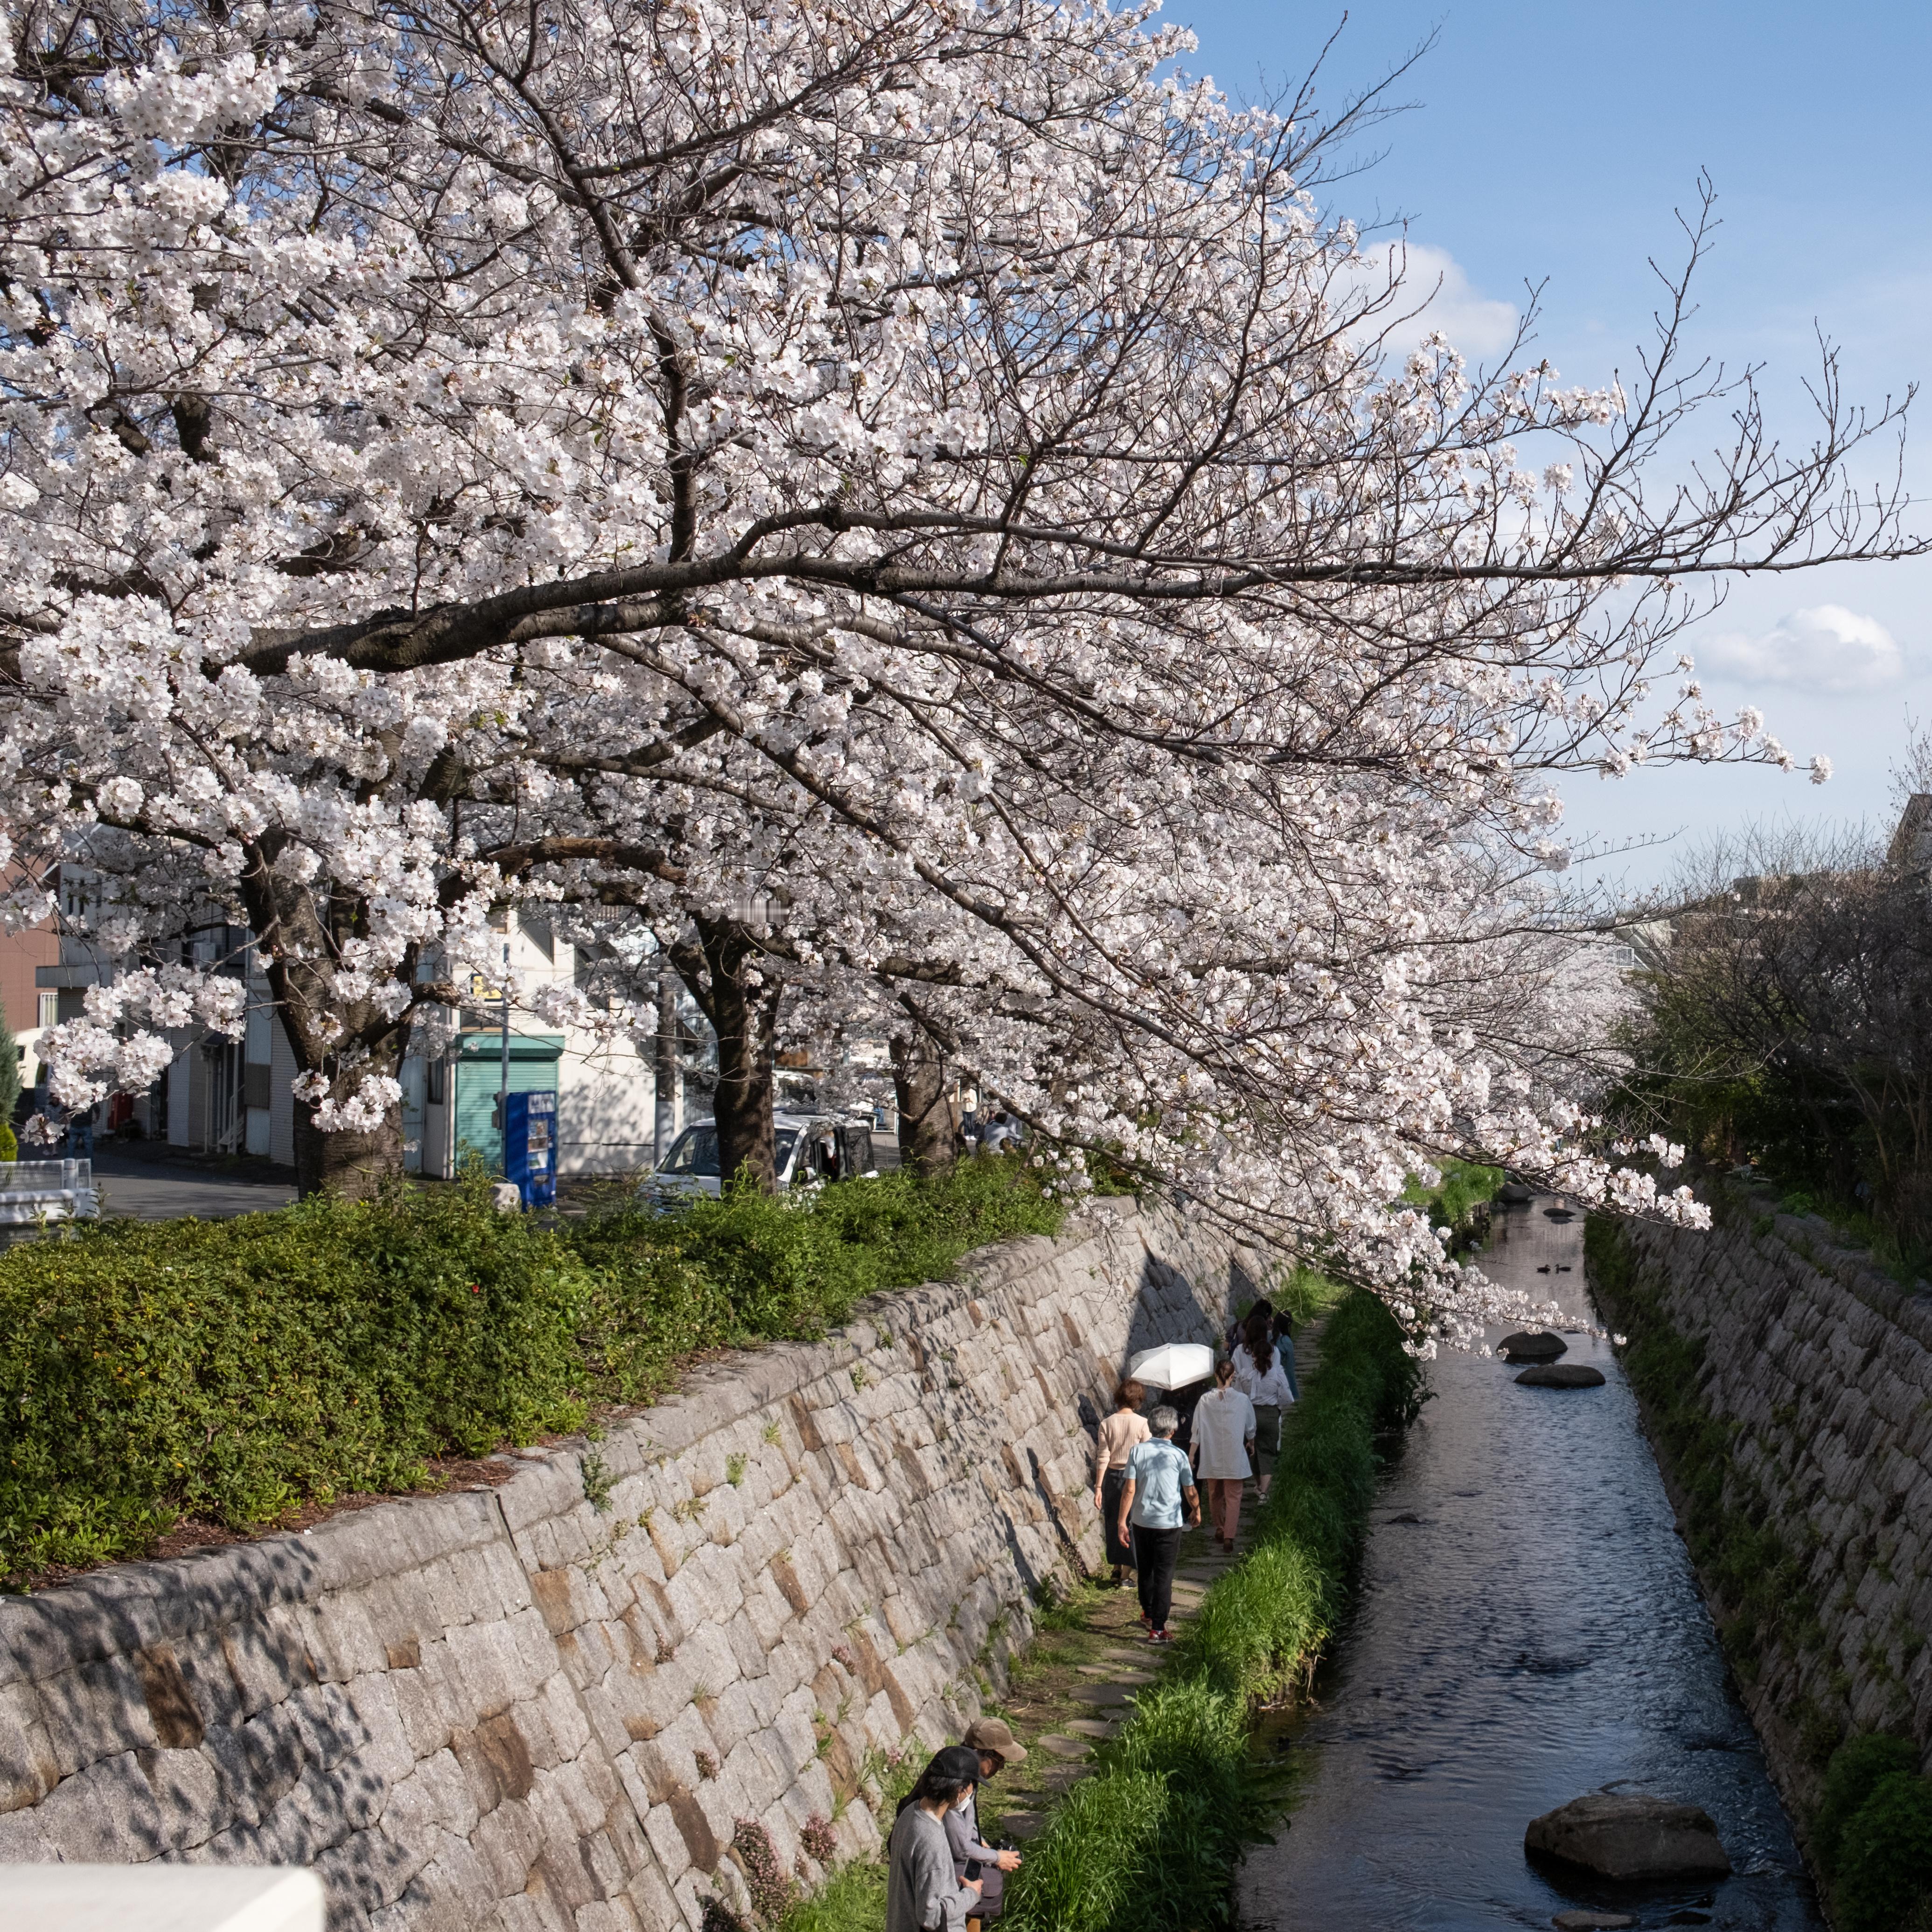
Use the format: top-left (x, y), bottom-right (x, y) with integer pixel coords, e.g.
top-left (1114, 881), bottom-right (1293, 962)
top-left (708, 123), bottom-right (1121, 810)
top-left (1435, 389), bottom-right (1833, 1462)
top-left (944, 1718), bottom-right (1027, 1920)
top-left (887, 1748), bottom-right (985, 1932)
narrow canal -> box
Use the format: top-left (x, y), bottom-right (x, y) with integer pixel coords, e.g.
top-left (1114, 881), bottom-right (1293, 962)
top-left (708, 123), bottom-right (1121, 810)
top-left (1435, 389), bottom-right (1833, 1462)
top-left (1237, 1197), bottom-right (1823, 1932)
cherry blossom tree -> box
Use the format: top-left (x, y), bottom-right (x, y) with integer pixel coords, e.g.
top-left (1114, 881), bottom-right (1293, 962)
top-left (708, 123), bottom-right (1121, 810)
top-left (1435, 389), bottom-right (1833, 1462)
top-left (0, 0), bottom-right (1918, 1319)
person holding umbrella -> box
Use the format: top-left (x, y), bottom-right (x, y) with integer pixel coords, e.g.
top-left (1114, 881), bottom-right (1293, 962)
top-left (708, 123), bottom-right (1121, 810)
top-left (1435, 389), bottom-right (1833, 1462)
top-left (1115, 1406), bottom-right (1200, 1642)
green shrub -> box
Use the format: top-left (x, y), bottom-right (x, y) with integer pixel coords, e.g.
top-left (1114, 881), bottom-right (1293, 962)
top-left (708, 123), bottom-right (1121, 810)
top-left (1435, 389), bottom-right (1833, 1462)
top-left (1005, 1768), bottom-right (1172, 1932)
top-left (1270, 1263), bottom-right (1346, 1330)
top-left (576, 1156), bottom-right (1062, 1396)
top-left (0, 1122), bottom-right (17, 1162)
top-left (0, 1159), bottom-right (1063, 1583)
top-left (1179, 1538), bottom-right (1326, 1704)
top-left (1815, 1734), bottom-right (1925, 1879)
top-left (0, 1177), bottom-right (593, 1578)
top-left (1833, 1768), bottom-right (1932, 1932)
top-left (1402, 1161), bottom-right (1501, 1254)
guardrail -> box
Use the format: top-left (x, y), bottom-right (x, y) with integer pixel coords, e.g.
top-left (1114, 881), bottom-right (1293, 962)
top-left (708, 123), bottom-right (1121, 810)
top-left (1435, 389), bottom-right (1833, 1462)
top-left (0, 1158), bottom-right (99, 1223)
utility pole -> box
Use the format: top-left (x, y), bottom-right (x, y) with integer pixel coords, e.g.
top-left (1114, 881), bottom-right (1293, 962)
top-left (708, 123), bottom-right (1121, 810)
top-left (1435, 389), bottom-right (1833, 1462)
top-left (498, 932), bottom-right (510, 1176)
top-left (654, 956), bottom-right (679, 1165)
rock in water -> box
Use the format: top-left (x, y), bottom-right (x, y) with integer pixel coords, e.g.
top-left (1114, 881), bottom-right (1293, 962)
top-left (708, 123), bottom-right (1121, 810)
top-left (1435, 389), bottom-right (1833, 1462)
top-left (1500, 1330), bottom-right (1568, 1362)
top-left (1516, 1364), bottom-right (1607, 1389)
top-left (1525, 1793), bottom-right (1731, 1881)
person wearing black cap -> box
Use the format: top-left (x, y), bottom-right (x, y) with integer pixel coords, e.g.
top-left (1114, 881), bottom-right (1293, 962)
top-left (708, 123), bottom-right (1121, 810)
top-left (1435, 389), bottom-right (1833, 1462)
top-left (887, 1747), bottom-right (985, 1932)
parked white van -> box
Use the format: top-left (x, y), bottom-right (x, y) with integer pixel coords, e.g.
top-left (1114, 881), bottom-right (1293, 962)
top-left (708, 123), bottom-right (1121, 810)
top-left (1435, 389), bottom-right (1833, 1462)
top-left (641, 1113), bottom-right (878, 1203)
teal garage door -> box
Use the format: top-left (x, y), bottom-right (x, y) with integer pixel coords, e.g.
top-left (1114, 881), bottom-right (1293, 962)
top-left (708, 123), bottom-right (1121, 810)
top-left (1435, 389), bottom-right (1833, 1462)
top-left (453, 1033), bottom-right (564, 1173)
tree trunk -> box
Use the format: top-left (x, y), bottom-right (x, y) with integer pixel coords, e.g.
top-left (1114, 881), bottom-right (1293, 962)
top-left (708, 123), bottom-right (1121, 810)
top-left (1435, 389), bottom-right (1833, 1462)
top-left (293, 1104), bottom-right (404, 1199)
top-left (891, 1025), bottom-right (957, 1177)
top-left (669, 917), bottom-right (782, 1192)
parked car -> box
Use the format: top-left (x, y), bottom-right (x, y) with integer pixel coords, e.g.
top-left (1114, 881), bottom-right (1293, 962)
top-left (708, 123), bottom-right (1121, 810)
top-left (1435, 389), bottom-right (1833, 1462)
top-left (641, 1113), bottom-right (878, 1203)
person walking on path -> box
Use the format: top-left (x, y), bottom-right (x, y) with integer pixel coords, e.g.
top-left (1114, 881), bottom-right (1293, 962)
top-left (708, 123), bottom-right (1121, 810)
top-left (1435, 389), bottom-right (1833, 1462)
top-left (1116, 1405), bottom-right (1200, 1643)
top-left (945, 1719), bottom-right (1026, 1921)
top-left (1232, 1307), bottom-right (1296, 1500)
top-left (1092, 1377), bottom-right (1151, 1586)
top-left (889, 1748), bottom-right (986, 1932)
top-left (1228, 1299), bottom-right (1301, 1403)
top-left (1189, 1358), bottom-right (1256, 1551)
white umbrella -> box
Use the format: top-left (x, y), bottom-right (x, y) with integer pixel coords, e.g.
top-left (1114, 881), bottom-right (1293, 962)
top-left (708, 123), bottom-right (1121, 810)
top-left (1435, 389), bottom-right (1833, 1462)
top-left (1127, 1342), bottom-right (1216, 1391)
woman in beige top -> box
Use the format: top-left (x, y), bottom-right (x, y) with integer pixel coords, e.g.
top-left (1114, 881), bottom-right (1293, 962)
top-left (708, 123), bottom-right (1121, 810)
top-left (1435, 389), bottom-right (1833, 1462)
top-left (1093, 1378), bottom-right (1151, 1585)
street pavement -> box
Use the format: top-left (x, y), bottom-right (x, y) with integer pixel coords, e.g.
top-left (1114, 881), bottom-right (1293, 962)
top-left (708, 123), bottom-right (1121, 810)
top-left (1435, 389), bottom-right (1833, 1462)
top-left (88, 1147), bottom-right (297, 1222)
top-left (76, 1124), bottom-right (899, 1223)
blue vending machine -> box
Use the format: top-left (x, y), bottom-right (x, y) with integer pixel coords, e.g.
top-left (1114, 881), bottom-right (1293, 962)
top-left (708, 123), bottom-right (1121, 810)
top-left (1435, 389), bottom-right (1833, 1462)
top-left (504, 1089), bottom-right (558, 1207)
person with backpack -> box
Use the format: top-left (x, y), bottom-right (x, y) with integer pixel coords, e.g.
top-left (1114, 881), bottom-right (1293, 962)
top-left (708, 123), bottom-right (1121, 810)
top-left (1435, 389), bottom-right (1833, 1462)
top-left (1115, 1405), bottom-right (1200, 1642)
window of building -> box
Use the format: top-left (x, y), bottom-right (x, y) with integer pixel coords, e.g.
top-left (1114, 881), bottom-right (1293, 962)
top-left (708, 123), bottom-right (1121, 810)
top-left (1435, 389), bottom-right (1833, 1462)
top-left (36, 991), bottom-right (56, 1030)
top-left (426, 1057), bottom-right (446, 1104)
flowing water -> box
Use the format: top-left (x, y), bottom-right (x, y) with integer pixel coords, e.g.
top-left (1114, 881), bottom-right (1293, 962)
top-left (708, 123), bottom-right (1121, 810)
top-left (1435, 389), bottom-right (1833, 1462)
top-left (1236, 1198), bottom-right (1824, 1932)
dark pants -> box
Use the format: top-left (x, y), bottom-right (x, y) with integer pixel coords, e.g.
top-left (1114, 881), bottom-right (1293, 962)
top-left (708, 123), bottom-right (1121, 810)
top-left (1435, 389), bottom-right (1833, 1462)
top-left (1101, 1468), bottom-right (1134, 1568)
top-left (1133, 1524), bottom-right (1181, 1631)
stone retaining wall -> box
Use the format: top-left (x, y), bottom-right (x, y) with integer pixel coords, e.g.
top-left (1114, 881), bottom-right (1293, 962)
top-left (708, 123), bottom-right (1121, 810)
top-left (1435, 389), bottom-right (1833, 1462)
top-left (1610, 1191), bottom-right (1932, 1820)
top-left (0, 1197), bottom-right (1261, 1932)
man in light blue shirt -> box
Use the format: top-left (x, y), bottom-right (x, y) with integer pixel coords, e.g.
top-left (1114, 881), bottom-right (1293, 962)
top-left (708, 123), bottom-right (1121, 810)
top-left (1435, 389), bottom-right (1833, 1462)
top-left (1115, 1407), bottom-right (1199, 1642)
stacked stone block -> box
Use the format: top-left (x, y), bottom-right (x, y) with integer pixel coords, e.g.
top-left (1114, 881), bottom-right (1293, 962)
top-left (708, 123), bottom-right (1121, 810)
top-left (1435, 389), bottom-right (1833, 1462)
top-left (0, 1198), bottom-right (1261, 1931)
top-left (1623, 1196), bottom-right (1932, 1813)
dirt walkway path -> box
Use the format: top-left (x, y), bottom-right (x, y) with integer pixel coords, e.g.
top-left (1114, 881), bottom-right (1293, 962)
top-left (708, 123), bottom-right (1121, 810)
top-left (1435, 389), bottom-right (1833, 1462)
top-left (976, 1319), bottom-right (1321, 1840)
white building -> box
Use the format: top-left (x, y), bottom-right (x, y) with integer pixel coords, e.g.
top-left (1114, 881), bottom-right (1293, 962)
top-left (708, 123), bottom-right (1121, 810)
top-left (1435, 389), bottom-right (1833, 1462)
top-left (35, 877), bottom-right (674, 1176)
top-left (415, 915), bottom-right (674, 1179)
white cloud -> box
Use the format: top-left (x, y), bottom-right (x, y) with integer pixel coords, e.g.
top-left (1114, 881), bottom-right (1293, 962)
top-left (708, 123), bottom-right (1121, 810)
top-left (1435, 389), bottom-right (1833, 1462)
top-left (1696, 604), bottom-right (1905, 693)
top-left (1345, 241), bottom-right (1520, 359)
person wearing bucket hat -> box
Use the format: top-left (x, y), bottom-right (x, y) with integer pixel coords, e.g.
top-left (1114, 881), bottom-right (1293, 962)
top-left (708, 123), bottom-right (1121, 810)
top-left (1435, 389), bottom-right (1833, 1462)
top-left (945, 1724), bottom-right (1025, 1920)
top-left (887, 1748), bottom-right (985, 1932)
top-left (962, 1717), bottom-right (1028, 1768)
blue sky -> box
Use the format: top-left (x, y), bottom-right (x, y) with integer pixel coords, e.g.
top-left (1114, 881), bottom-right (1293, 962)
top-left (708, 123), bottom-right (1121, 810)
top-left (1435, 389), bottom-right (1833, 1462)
top-left (1173, 0), bottom-right (1932, 889)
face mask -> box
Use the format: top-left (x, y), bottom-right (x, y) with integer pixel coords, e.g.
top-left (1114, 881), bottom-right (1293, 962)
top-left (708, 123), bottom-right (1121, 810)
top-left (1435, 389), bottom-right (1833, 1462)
top-left (955, 1792), bottom-right (973, 1811)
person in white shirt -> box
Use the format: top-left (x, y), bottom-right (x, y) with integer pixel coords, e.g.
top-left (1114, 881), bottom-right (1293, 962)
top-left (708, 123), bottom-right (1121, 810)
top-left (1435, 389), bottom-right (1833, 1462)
top-left (1231, 1308), bottom-right (1296, 1499)
top-left (1189, 1357), bottom-right (1257, 1551)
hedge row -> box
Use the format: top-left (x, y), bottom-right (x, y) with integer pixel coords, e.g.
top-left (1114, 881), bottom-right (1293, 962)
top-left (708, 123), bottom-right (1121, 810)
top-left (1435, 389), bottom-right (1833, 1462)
top-left (1003, 1289), bottom-right (1423, 1932)
top-left (0, 1160), bottom-right (1062, 1584)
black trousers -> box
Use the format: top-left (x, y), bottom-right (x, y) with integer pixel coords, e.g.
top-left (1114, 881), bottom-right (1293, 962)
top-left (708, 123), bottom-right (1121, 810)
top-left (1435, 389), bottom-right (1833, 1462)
top-left (1102, 1468), bottom-right (1134, 1567)
top-left (1132, 1524), bottom-right (1181, 1631)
